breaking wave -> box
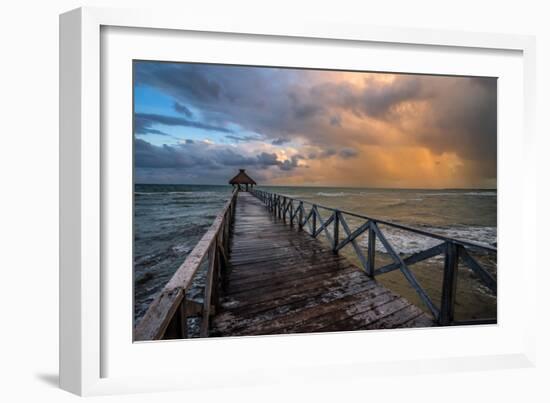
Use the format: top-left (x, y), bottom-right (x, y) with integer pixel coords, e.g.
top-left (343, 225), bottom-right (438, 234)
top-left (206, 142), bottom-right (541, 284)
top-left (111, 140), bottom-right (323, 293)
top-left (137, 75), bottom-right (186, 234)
top-left (317, 192), bottom-right (347, 197)
top-left (357, 225), bottom-right (496, 255)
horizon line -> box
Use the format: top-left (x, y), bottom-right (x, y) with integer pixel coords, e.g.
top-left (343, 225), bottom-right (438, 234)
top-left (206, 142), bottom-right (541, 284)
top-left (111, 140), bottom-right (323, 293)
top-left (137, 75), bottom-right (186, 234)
top-left (134, 183), bottom-right (497, 191)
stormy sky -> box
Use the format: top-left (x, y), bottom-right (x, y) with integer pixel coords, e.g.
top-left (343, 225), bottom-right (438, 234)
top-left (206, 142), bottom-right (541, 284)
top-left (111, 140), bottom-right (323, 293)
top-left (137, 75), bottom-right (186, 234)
top-left (134, 61), bottom-right (497, 188)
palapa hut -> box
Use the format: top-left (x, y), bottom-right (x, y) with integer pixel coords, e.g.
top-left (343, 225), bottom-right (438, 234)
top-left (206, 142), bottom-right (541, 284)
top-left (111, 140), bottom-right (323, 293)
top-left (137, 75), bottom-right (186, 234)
top-left (229, 169), bottom-right (257, 192)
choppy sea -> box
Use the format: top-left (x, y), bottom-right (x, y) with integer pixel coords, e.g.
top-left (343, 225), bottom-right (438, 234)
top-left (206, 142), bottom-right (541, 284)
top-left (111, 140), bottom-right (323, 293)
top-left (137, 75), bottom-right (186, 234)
top-left (134, 185), bottom-right (497, 325)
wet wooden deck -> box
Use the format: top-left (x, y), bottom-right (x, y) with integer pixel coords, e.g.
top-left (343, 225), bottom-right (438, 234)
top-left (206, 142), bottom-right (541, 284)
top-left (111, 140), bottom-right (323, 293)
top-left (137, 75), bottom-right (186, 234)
top-left (210, 192), bottom-right (433, 337)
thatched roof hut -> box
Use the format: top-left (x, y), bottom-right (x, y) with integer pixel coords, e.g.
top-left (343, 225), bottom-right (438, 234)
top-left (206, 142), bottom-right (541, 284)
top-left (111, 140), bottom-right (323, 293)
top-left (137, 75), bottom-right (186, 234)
top-left (229, 169), bottom-right (256, 191)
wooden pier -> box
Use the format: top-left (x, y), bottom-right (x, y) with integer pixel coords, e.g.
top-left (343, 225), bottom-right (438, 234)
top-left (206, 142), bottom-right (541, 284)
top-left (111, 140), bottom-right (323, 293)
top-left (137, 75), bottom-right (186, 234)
top-left (210, 192), bottom-right (432, 336)
top-left (135, 188), bottom-right (497, 341)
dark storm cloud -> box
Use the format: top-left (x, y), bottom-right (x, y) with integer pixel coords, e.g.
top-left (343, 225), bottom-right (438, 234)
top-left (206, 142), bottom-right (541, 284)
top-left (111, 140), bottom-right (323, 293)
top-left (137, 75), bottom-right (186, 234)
top-left (135, 139), bottom-right (303, 180)
top-left (308, 76), bottom-right (425, 120)
top-left (329, 115), bottom-right (342, 127)
top-left (136, 63), bottom-right (496, 164)
top-left (135, 61), bottom-right (497, 186)
top-left (135, 62), bottom-right (310, 140)
top-left (306, 75), bottom-right (496, 167)
top-left (226, 134), bottom-right (264, 142)
top-left (321, 149), bottom-right (337, 158)
top-left (416, 77), bottom-right (497, 164)
top-left (305, 148), bottom-right (357, 160)
top-left (339, 148), bottom-right (359, 159)
top-left (136, 62), bottom-right (222, 102)
top-left (279, 156), bottom-right (300, 171)
top-left (271, 138), bottom-right (290, 146)
top-left (134, 112), bottom-right (233, 135)
top-left (256, 152), bottom-right (280, 166)
top-left (174, 102), bottom-right (193, 118)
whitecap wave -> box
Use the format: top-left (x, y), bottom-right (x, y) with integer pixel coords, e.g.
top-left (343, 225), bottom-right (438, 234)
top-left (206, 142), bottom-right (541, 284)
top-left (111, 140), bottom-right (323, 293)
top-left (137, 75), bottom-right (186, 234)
top-left (356, 225), bottom-right (496, 255)
top-left (422, 191), bottom-right (496, 197)
top-left (317, 192), bottom-right (346, 197)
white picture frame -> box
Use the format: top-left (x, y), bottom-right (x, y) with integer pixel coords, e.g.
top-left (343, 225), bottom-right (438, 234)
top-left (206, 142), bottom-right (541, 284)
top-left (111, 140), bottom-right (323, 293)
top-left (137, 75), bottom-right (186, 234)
top-left (60, 6), bottom-right (537, 396)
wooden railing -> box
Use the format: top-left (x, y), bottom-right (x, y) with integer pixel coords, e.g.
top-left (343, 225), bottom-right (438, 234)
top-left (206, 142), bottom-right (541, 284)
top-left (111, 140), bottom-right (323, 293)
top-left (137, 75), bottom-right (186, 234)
top-left (251, 189), bottom-right (497, 326)
top-left (134, 189), bottom-right (238, 341)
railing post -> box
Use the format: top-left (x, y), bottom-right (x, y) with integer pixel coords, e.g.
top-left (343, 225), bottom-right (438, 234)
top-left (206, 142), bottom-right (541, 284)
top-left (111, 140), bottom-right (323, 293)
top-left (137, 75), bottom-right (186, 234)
top-left (212, 239), bottom-right (221, 309)
top-left (179, 293), bottom-right (188, 338)
top-left (298, 201), bottom-right (304, 230)
top-left (282, 197), bottom-right (287, 222)
top-left (367, 222), bottom-right (376, 277)
top-left (312, 205), bottom-right (317, 236)
top-left (290, 201), bottom-right (294, 226)
top-left (332, 211), bottom-right (339, 252)
top-left (200, 241), bottom-right (218, 337)
top-left (439, 242), bottom-right (459, 325)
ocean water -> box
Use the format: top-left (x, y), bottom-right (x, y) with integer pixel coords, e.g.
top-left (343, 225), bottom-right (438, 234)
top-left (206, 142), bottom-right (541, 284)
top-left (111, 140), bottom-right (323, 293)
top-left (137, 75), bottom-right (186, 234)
top-left (134, 184), bottom-right (497, 325)
top-left (133, 184), bottom-right (233, 323)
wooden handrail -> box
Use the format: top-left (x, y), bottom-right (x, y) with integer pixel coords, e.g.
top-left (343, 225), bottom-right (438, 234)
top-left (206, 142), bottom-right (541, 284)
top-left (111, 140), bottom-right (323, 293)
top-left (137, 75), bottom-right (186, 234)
top-left (253, 189), bottom-right (496, 252)
top-left (134, 189), bottom-right (238, 341)
top-left (251, 188), bottom-right (497, 326)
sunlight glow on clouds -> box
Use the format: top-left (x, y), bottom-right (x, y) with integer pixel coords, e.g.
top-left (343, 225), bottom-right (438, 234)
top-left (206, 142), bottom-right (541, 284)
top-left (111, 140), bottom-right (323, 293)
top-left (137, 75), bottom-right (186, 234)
top-left (134, 61), bottom-right (496, 188)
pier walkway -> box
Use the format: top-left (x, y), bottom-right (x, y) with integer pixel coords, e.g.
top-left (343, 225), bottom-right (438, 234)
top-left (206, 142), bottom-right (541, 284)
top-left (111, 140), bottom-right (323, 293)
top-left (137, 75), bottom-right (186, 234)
top-left (210, 192), bottom-right (433, 336)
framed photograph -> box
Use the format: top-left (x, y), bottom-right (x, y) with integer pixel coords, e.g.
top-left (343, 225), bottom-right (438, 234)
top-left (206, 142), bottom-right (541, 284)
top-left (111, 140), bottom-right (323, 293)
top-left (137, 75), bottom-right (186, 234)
top-left (60, 7), bottom-right (537, 396)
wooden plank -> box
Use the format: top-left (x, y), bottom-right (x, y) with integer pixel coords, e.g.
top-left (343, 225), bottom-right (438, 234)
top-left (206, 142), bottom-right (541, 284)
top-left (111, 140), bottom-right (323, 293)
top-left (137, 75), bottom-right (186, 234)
top-left (217, 272), bottom-right (378, 318)
top-left (222, 269), bottom-right (370, 307)
top-left (397, 312), bottom-right (435, 328)
top-left (212, 281), bottom-right (381, 336)
top-left (318, 297), bottom-right (412, 333)
top-left (226, 261), bottom-right (355, 291)
top-left (228, 257), bottom-right (349, 279)
top-left (235, 286), bottom-right (394, 336)
top-left (363, 304), bottom-right (428, 330)
top-left (227, 265), bottom-right (359, 296)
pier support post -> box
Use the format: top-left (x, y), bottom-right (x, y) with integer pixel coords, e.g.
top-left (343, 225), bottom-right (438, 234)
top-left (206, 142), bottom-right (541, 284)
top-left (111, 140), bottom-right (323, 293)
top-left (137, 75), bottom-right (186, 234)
top-left (298, 202), bottom-right (304, 230)
top-left (439, 242), bottom-right (459, 325)
top-left (332, 211), bottom-right (339, 252)
top-left (367, 223), bottom-right (376, 277)
top-left (312, 206), bottom-right (317, 236)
